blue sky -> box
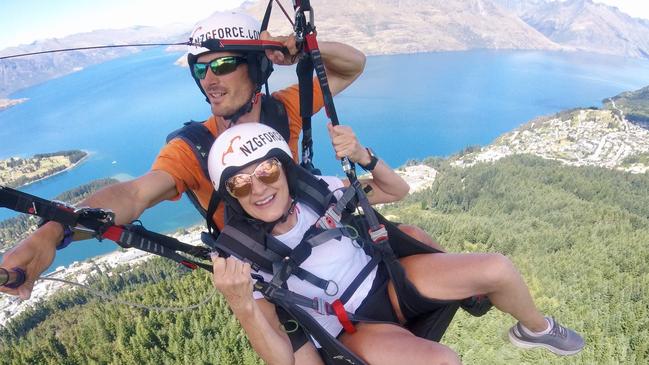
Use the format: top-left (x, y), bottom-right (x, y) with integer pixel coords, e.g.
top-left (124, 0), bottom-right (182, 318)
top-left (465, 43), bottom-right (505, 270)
top-left (0, 0), bottom-right (648, 50)
top-left (0, 0), bottom-right (247, 49)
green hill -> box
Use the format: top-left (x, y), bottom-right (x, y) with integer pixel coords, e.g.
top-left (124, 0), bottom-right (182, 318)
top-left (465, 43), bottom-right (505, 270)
top-left (1, 155), bottom-right (647, 364)
top-left (605, 85), bottom-right (649, 125)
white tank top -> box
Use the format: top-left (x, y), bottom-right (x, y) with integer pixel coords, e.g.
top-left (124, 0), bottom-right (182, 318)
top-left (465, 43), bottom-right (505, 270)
top-left (252, 176), bottom-right (377, 339)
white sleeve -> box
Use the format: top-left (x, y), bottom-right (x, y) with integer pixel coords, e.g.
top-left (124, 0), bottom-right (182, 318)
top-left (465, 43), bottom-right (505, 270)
top-left (316, 175), bottom-right (345, 198)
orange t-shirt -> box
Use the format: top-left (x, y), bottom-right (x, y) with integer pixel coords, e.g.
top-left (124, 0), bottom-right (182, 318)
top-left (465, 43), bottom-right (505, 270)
top-left (151, 81), bottom-right (324, 229)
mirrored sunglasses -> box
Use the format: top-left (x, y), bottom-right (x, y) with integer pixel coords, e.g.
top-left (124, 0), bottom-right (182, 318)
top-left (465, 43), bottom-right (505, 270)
top-left (192, 55), bottom-right (247, 80)
top-left (226, 158), bottom-right (283, 198)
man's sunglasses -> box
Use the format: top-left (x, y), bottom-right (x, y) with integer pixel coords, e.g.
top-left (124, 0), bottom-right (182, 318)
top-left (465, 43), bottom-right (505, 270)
top-left (226, 158), bottom-right (283, 198)
top-left (192, 56), bottom-right (247, 80)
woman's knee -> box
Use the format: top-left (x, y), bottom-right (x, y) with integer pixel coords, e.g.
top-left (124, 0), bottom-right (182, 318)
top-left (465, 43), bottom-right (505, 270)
top-left (481, 253), bottom-right (519, 289)
top-left (429, 342), bottom-right (462, 365)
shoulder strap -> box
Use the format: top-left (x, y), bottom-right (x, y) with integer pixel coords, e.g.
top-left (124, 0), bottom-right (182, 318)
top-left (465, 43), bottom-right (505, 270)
top-left (290, 165), bottom-right (336, 215)
top-left (165, 121), bottom-right (216, 219)
top-left (296, 56), bottom-right (318, 174)
top-left (260, 94), bottom-right (290, 141)
top-left (166, 121), bottom-right (213, 180)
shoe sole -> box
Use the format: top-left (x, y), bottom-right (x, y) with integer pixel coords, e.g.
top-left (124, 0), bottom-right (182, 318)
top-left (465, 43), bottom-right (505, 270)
top-left (508, 328), bottom-right (583, 356)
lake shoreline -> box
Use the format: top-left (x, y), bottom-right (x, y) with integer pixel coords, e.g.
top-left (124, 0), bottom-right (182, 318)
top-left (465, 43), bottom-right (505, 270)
top-left (16, 151), bottom-right (91, 189)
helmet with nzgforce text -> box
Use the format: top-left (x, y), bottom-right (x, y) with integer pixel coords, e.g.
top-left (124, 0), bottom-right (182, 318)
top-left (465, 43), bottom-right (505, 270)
top-left (187, 12), bottom-right (275, 99)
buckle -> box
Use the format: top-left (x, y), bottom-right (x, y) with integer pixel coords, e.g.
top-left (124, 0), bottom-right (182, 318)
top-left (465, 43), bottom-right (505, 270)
top-left (316, 205), bottom-right (340, 229)
top-left (368, 224), bottom-right (388, 243)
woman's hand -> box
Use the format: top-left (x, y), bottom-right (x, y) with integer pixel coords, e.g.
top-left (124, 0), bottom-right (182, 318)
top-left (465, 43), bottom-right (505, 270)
top-left (211, 253), bottom-right (255, 314)
top-left (327, 123), bottom-right (371, 165)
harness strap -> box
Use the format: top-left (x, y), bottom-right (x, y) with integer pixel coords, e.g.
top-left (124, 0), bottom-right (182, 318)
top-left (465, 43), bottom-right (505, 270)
top-left (297, 55), bottom-right (318, 173)
top-left (165, 121), bottom-right (215, 220)
top-left (0, 186), bottom-right (78, 226)
top-left (260, 0), bottom-right (273, 32)
top-left (217, 225), bottom-right (286, 270)
top-left (204, 191), bottom-right (221, 235)
top-left (317, 187), bottom-right (357, 229)
top-left (338, 254), bottom-right (380, 304)
top-left (101, 225), bottom-right (212, 271)
top-left (331, 299), bottom-right (356, 334)
top-left (270, 226), bottom-right (350, 292)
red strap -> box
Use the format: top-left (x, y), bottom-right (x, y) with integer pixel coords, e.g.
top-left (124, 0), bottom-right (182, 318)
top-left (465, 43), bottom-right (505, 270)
top-left (219, 39), bottom-right (285, 49)
top-left (102, 226), bottom-right (124, 242)
top-left (331, 299), bottom-right (356, 334)
top-left (304, 33), bottom-right (319, 53)
top-left (180, 261), bottom-right (198, 270)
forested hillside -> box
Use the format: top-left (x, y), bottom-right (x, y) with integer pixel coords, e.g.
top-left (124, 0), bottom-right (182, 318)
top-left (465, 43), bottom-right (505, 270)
top-left (1, 155), bottom-right (648, 364)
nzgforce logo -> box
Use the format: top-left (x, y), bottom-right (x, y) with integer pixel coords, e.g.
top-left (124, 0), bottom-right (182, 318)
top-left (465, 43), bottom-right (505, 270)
top-left (238, 131), bottom-right (285, 157)
top-left (222, 136), bottom-right (241, 165)
top-left (190, 26), bottom-right (260, 46)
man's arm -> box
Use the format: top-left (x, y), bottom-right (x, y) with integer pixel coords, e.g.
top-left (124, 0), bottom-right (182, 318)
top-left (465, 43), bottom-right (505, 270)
top-left (328, 123), bottom-right (409, 205)
top-left (0, 170), bottom-right (178, 299)
top-left (262, 32), bottom-right (366, 96)
top-left (81, 170), bottom-right (178, 225)
top-left (318, 41), bottom-right (366, 96)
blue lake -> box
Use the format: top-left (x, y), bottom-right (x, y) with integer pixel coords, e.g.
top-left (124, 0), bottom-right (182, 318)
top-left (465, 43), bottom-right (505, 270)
top-left (2, 47), bottom-right (649, 270)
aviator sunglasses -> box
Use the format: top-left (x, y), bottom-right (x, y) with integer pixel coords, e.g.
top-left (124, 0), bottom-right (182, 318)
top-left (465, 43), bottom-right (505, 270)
top-left (226, 158), bottom-right (283, 198)
top-left (192, 55), bottom-right (247, 80)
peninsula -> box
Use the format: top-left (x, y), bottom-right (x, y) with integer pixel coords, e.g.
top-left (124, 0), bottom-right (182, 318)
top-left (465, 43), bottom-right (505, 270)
top-left (0, 150), bottom-right (88, 188)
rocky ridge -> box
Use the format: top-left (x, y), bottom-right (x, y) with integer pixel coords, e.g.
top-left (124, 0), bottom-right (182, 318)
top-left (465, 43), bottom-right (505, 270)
top-left (243, 0), bottom-right (560, 56)
top-left (495, 0), bottom-right (649, 59)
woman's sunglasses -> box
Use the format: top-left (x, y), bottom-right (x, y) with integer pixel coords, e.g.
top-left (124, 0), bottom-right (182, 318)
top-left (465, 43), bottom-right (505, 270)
top-left (226, 158), bottom-right (283, 198)
top-left (192, 55), bottom-right (247, 80)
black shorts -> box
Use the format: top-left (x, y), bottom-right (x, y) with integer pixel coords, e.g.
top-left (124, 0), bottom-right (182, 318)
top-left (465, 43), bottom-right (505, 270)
top-left (349, 263), bottom-right (400, 327)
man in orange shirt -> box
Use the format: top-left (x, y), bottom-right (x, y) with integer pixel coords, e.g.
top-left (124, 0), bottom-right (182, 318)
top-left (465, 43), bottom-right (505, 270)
top-left (0, 10), bottom-right (457, 363)
top-left (0, 11), bottom-right (365, 297)
top-left (2, 8), bottom-right (442, 312)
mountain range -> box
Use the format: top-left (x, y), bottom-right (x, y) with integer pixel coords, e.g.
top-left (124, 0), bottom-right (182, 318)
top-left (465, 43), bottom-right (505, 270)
top-left (0, 24), bottom-right (189, 99)
top-left (495, 0), bottom-right (649, 59)
top-left (1, 0), bottom-right (649, 99)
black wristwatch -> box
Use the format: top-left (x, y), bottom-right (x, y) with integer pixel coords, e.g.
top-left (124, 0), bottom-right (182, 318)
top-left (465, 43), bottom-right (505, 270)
top-left (359, 147), bottom-right (379, 171)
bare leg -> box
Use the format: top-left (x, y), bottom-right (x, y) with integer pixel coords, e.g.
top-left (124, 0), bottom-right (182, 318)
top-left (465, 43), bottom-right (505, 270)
top-left (395, 253), bottom-right (548, 332)
top-left (294, 342), bottom-right (326, 365)
top-left (397, 223), bottom-right (446, 252)
top-left (339, 322), bottom-right (461, 365)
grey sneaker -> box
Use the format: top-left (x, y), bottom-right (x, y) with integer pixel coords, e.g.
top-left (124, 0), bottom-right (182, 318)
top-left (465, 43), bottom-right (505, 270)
top-left (508, 317), bottom-right (585, 355)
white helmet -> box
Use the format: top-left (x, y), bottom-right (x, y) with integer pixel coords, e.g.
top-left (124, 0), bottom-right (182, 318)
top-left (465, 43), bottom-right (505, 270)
top-left (188, 11), bottom-right (263, 57)
top-left (208, 123), bottom-right (292, 192)
top-left (186, 12), bottom-right (276, 99)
